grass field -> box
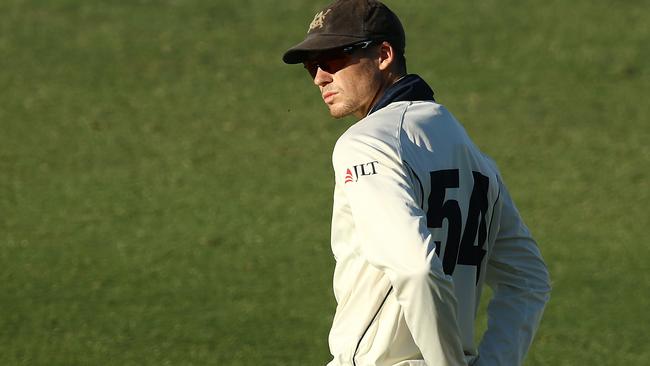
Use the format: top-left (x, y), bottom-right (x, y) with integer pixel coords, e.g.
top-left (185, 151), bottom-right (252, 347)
top-left (1, 0), bottom-right (648, 365)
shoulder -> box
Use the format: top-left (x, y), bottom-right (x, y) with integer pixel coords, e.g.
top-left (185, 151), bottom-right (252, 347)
top-left (332, 101), bottom-right (460, 165)
top-left (399, 101), bottom-right (457, 135)
top-left (332, 102), bottom-right (414, 167)
top-left (397, 101), bottom-right (473, 151)
top-left (334, 103), bottom-right (406, 152)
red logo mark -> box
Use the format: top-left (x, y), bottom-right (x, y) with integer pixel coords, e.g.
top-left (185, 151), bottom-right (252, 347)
top-left (344, 168), bottom-right (354, 183)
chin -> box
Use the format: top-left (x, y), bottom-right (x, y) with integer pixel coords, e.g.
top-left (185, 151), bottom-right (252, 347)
top-left (329, 111), bottom-right (348, 119)
top-left (328, 104), bottom-right (355, 119)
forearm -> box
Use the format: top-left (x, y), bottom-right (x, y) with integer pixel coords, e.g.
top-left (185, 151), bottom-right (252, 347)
top-left (476, 283), bottom-right (549, 365)
top-left (479, 182), bottom-right (551, 365)
top-left (388, 262), bottom-right (467, 366)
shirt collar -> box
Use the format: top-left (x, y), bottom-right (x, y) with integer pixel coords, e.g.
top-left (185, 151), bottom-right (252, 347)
top-left (367, 74), bottom-right (435, 116)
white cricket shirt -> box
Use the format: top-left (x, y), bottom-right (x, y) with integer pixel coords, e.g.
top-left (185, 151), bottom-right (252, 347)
top-left (327, 100), bottom-right (550, 366)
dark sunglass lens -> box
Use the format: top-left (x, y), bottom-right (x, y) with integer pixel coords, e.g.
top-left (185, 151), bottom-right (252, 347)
top-left (325, 58), bottom-right (346, 73)
top-left (304, 62), bottom-right (318, 78)
top-left (304, 53), bottom-right (351, 78)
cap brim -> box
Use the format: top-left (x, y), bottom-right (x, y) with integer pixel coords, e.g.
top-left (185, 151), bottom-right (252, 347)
top-left (282, 34), bottom-right (367, 64)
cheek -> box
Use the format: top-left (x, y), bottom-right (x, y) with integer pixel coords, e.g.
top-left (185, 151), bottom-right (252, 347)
top-left (343, 73), bottom-right (374, 97)
top-left (334, 61), bottom-right (381, 104)
top-left (354, 71), bottom-right (381, 102)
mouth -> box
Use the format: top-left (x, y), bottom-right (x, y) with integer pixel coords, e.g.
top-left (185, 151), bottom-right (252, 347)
top-left (322, 91), bottom-right (338, 103)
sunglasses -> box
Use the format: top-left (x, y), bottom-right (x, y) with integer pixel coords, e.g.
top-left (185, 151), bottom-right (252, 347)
top-left (303, 40), bottom-right (375, 78)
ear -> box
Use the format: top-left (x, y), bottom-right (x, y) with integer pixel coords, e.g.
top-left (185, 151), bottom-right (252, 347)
top-left (377, 41), bottom-right (395, 72)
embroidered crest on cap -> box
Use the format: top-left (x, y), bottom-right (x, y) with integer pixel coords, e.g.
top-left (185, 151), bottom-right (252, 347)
top-left (308, 9), bottom-right (332, 32)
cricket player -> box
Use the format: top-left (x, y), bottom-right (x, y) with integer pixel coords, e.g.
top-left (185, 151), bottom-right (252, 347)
top-left (282, 1), bottom-right (551, 365)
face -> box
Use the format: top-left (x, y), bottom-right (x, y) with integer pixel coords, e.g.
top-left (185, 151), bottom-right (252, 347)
top-left (304, 46), bottom-right (383, 119)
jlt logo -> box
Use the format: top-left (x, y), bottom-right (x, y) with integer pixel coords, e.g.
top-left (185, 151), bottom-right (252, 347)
top-left (344, 161), bottom-right (379, 183)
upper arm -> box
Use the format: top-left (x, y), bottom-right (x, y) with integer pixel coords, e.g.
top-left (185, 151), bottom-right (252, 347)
top-left (486, 181), bottom-right (551, 293)
top-left (332, 132), bottom-right (444, 279)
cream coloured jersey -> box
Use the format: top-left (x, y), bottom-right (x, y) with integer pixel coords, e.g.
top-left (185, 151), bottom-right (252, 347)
top-left (327, 100), bottom-right (550, 366)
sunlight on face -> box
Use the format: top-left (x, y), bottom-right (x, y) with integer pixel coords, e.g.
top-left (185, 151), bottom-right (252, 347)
top-left (312, 50), bottom-right (383, 119)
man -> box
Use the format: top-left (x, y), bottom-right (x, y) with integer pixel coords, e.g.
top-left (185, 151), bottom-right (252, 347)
top-left (282, 1), bottom-right (551, 365)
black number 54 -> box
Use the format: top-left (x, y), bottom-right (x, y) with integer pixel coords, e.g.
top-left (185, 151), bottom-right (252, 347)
top-left (427, 169), bottom-right (489, 282)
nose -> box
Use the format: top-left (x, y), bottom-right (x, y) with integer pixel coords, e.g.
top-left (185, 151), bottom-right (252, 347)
top-left (313, 67), bottom-right (332, 87)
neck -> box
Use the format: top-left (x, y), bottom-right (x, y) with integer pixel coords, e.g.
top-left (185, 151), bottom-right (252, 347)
top-left (364, 74), bottom-right (436, 117)
top-left (355, 72), bottom-right (405, 119)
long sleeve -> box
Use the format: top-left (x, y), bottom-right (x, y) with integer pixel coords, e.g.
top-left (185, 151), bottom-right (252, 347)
top-left (333, 132), bottom-right (467, 366)
top-left (476, 180), bottom-right (551, 366)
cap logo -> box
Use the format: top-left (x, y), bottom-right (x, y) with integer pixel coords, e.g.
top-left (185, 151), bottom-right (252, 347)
top-left (308, 9), bottom-right (332, 32)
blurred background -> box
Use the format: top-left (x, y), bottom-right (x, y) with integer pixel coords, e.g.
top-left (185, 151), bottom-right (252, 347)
top-left (1, 0), bottom-right (648, 365)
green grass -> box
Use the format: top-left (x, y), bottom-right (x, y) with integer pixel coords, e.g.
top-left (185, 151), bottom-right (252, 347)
top-left (1, 0), bottom-right (648, 365)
